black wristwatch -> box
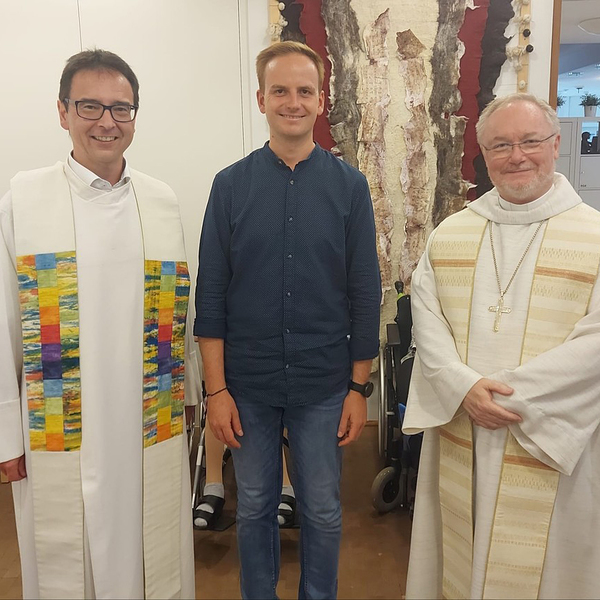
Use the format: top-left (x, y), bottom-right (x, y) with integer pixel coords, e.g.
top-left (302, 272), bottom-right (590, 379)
top-left (348, 380), bottom-right (374, 398)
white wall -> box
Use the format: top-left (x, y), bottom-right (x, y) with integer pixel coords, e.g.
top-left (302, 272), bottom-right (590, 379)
top-left (243, 0), bottom-right (271, 150)
top-left (0, 0), bottom-right (246, 285)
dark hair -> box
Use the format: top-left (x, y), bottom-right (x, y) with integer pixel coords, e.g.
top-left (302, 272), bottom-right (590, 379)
top-left (59, 49), bottom-right (139, 106)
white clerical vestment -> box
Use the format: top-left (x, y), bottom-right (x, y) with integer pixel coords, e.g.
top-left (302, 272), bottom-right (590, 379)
top-left (403, 173), bottom-right (600, 599)
top-left (0, 159), bottom-right (200, 599)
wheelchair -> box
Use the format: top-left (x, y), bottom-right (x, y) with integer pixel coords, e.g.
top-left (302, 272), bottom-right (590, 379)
top-left (371, 282), bottom-right (422, 515)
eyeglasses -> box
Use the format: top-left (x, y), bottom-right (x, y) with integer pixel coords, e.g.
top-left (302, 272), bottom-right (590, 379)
top-left (482, 133), bottom-right (557, 158)
top-left (64, 99), bottom-right (138, 122)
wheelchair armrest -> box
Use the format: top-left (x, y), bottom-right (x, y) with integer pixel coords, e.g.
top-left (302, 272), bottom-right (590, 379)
top-left (386, 322), bottom-right (401, 347)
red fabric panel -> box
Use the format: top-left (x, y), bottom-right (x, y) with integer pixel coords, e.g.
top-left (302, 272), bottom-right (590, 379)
top-left (457, 0), bottom-right (490, 200)
top-left (41, 324), bottom-right (61, 345)
top-left (298, 1), bottom-right (336, 151)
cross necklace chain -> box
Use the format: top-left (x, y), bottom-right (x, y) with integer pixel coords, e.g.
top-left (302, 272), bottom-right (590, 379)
top-left (488, 220), bottom-right (545, 332)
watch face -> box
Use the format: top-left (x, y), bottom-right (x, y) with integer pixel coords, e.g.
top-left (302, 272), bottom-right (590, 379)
top-left (364, 381), bottom-right (374, 397)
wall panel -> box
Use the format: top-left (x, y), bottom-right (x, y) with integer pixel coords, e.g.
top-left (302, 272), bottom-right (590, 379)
top-left (0, 1), bottom-right (80, 181)
top-left (0, 0), bottom-right (245, 285)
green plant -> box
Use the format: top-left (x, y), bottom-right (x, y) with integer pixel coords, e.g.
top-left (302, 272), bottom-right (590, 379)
top-left (580, 93), bottom-right (600, 106)
top-left (556, 96), bottom-right (565, 107)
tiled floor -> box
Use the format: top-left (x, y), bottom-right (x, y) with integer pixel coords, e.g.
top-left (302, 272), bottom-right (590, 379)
top-left (0, 425), bottom-right (411, 599)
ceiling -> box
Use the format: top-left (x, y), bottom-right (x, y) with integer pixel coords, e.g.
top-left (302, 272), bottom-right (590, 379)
top-left (558, 61), bottom-right (600, 96)
top-left (560, 0), bottom-right (600, 44)
top-left (557, 0), bottom-right (600, 95)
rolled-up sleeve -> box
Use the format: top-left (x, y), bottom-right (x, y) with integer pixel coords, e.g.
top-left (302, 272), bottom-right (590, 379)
top-left (346, 175), bottom-right (381, 361)
top-left (194, 175), bottom-right (232, 339)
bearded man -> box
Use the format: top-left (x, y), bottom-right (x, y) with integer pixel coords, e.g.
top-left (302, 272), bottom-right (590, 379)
top-left (404, 93), bottom-right (600, 599)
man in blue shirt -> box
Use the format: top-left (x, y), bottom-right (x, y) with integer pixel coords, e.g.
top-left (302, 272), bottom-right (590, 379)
top-left (194, 41), bottom-right (381, 599)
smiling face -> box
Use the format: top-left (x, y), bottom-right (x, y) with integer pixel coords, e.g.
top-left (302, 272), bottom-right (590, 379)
top-left (58, 69), bottom-right (136, 183)
top-left (256, 53), bottom-right (324, 149)
top-left (480, 101), bottom-right (560, 204)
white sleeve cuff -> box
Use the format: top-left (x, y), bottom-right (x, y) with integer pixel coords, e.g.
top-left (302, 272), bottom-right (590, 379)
top-left (0, 399), bottom-right (24, 462)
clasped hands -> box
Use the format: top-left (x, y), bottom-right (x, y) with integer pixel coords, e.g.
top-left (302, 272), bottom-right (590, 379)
top-left (461, 378), bottom-right (522, 430)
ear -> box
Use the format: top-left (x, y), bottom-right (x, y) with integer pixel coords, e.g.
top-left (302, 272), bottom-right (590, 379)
top-left (553, 133), bottom-right (561, 160)
top-left (57, 99), bottom-right (69, 131)
top-left (256, 89), bottom-right (266, 115)
top-left (317, 89), bottom-right (325, 116)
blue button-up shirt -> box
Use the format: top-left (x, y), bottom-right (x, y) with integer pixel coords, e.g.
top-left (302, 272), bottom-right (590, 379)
top-left (194, 143), bottom-right (381, 406)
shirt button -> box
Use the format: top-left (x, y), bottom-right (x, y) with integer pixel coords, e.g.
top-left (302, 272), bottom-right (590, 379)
top-left (290, 180), bottom-right (294, 185)
top-left (288, 216), bottom-right (293, 222)
top-left (285, 328), bottom-right (290, 334)
top-left (285, 364), bottom-right (290, 369)
top-left (287, 254), bottom-right (292, 259)
top-left (286, 291), bottom-right (291, 297)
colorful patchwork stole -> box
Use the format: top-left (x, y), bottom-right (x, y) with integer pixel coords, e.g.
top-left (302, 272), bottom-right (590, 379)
top-left (12, 162), bottom-right (189, 599)
top-left (429, 204), bottom-right (600, 599)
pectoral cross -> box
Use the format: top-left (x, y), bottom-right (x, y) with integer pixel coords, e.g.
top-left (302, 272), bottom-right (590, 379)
top-left (488, 296), bottom-right (511, 332)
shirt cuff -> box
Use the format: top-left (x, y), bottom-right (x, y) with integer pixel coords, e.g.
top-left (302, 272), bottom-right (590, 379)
top-left (0, 399), bottom-right (24, 463)
top-left (193, 319), bottom-right (227, 339)
top-left (349, 339), bottom-right (379, 362)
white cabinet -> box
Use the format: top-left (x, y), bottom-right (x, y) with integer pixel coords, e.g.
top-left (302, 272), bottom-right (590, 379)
top-left (580, 156), bottom-right (600, 189)
top-left (579, 190), bottom-right (600, 211)
top-left (559, 117), bottom-right (600, 209)
top-left (557, 120), bottom-right (575, 182)
top-left (555, 156), bottom-right (571, 179)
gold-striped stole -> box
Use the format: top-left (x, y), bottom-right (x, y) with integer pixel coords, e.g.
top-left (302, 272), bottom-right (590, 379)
top-left (430, 208), bottom-right (487, 598)
top-left (483, 203), bottom-right (600, 599)
top-left (429, 209), bottom-right (488, 364)
top-left (522, 203), bottom-right (600, 363)
top-left (430, 203), bottom-right (600, 599)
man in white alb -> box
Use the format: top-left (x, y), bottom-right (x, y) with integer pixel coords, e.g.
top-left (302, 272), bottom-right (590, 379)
top-left (0, 49), bottom-right (198, 599)
top-left (403, 93), bottom-right (600, 599)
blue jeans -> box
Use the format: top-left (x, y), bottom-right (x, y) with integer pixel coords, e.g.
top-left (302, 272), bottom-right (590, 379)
top-left (230, 390), bottom-right (346, 600)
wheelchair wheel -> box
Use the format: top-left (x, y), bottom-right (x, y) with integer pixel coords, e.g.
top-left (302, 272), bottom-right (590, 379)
top-left (378, 347), bottom-right (387, 458)
top-left (371, 466), bottom-right (403, 513)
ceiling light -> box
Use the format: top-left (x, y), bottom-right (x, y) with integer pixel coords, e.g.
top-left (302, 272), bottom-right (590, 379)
top-left (579, 18), bottom-right (600, 36)
top-left (568, 71), bottom-right (583, 76)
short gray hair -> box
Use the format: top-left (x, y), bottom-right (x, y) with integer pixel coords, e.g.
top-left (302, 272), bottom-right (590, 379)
top-left (476, 93), bottom-right (560, 144)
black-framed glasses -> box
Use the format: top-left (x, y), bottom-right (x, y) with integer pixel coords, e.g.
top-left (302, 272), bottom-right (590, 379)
top-left (482, 132), bottom-right (557, 158)
top-left (64, 99), bottom-right (138, 122)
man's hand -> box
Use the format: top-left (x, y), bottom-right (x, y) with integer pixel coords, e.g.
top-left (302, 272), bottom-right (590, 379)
top-left (462, 378), bottom-right (521, 430)
top-left (337, 391), bottom-right (367, 447)
top-left (0, 455), bottom-right (27, 482)
top-left (207, 390), bottom-right (243, 449)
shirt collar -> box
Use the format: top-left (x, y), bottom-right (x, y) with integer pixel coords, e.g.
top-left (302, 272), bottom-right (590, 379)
top-left (263, 141), bottom-right (321, 169)
top-left (498, 184), bottom-right (555, 212)
top-left (67, 153), bottom-right (131, 190)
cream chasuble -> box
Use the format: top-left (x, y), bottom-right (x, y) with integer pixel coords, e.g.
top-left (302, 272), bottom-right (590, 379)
top-left (0, 161), bottom-right (197, 599)
top-left (404, 174), bottom-right (600, 600)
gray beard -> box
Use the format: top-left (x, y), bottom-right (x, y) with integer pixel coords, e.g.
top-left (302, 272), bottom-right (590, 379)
top-left (493, 170), bottom-right (554, 204)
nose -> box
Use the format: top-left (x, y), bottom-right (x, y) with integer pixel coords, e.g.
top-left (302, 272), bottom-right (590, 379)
top-left (98, 107), bottom-right (117, 128)
top-left (508, 143), bottom-right (527, 161)
top-left (286, 92), bottom-right (301, 109)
